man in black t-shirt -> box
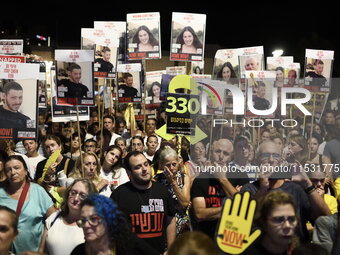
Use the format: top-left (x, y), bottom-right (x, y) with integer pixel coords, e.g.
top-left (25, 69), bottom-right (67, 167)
top-left (118, 72), bottom-right (138, 100)
top-left (191, 138), bottom-right (238, 239)
top-left (57, 63), bottom-right (89, 105)
top-left (305, 59), bottom-right (327, 87)
top-left (252, 82), bottom-right (270, 110)
top-left (111, 151), bottom-right (176, 254)
top-left (0, 81), bottom-right (31, 129)
top-left (95, 47), bottom-right (114, 73)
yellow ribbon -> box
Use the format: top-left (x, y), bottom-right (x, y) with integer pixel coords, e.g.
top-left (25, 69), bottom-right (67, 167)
top-left (124, 103), bottom-right (136, 133)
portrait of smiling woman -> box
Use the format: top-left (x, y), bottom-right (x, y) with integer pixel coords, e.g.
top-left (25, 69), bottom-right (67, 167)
top-left (132, 25), bottom-right (159, 52)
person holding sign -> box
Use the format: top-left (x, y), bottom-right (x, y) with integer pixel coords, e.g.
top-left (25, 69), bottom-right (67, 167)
top-left (176, 26), bottom-right (203, 54)
top-left (0, 81), bottom-right (31, 129)
top-left (57, 63), bottom-right (89, 105)
top-left (132, 25), bottom-right (159, 52)
top-left (95, 47), bottom-right (114, 73)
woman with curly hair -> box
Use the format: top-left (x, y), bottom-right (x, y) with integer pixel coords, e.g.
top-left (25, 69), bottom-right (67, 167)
top-left (71, 194), bottom-right (134, 255)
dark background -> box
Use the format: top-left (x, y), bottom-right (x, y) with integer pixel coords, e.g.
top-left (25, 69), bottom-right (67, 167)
top-left (1, 2), bottom-right (338, 76)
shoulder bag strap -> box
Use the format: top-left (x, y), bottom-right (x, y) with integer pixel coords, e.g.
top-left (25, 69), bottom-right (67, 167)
top-left (16, 181), bottom-right (30, 216)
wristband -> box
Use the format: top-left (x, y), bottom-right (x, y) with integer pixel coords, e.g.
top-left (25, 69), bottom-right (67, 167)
top-left (304, 184), bottom-right (316, 194)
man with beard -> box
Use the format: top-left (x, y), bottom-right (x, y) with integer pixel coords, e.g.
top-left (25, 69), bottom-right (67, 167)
top-left (111, 151), bottom-right (176, 255)
top-left (57, 63), bottom-right (90, 105)
top-left (0, 81), bottom-right (31, 129)
top-left (95, 47), bottom-right (114, 73)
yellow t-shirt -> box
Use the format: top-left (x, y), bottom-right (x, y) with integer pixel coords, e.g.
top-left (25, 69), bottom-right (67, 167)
top-left (324, 194), bottom-right (338, 214)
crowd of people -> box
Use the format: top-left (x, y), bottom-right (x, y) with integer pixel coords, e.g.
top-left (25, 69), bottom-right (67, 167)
top-left (1, 100), bottom-right (340, 255)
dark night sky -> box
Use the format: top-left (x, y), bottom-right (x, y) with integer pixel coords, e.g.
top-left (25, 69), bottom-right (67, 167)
top-left (1, 2), bottom-right (339, 74)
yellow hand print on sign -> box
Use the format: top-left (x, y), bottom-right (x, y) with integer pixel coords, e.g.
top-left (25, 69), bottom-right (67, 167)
top-left (216, 192), bottom-right (261, 254)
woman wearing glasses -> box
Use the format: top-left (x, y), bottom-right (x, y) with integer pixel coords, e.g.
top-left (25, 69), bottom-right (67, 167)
top-left (243, 190), bottom-right (299, 254)
top-left (71, 194), bottom-right (134, 255)
top-left (39, 179), bottom-right (97, 255)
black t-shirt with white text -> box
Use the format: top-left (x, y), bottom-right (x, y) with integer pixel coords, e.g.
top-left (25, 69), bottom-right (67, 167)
top-left (111, 181), bottom-right (175, 254)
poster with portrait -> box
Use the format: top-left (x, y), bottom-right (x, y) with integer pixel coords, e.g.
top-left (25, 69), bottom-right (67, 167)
top-left (191, 61), bottom-right (204, 75)
top-left (81, 28), bottom-right (119, 78)
top-left (127, 12), bottom-right (161, 60)
top-left (0, 40), bottom-right (24, 55)
top-left (0, 62), bottom-right (39, 139)
top-left (170, 12), bottom-right (206, 62)
top-left (55, 50), bottom-right (95, 106)
top-left (304, 49), bottom-right (334, 92)
top-left (245, 71), bottom-right (276, 118)
top-left (117, 63), bottom-right (142, 103)
top-left (196, 79), bottom-right (225, 115)
top-left (266, 56), bottom-right (294, 88)
top-left (50, 66), bottom-right (90, 122)
top-left (283, 63), bottom-right (301, 87)
top-left (212, 48), bottom-right (240, 85)
top-left (238, 46), bottom-right (264, 91)
top-left (145, 70), bottom-right (166, 109)
top-left (94, 21), bottom-right (127, 64)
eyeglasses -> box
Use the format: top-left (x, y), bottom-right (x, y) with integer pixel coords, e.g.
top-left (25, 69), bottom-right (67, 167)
top-left (76, 215), bottom-right (102, 227)
top-left (269, 216), bottom-right (297, 225)
top-left (69, 190), bottom-right (87, 201)
top-left (260, 153), bottom-right (281, 161)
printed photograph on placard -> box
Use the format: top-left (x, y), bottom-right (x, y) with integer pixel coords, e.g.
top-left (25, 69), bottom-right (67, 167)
top-left (213, 49), bottom-right (240, 85)
top-left (283, 63), bottom-right (301, 87)
top-left (56, 61), bottom-right (94, 106)
top-left (94, 21), bottom-right (127, 64)
top-left (266, 56), bottom-right (294, 88)
top-left (170, 12), bottom-right (206, 62)
top-left (117, 64), bottom-right (142, 103)
top-left (127, 12), bottom-right (161, 60)
top-left (304, 59), bottom-right (333, 92)
top-left (304, 49), bottom-right (334, 93)
top-left (0, 62), bottom-right (39, 139)
top-left (191, 61), bottom-right (204, 75)
top-left (94, 45), bottom-right (118, 78)
top-left (0, 79), bottom-right (37, 139)
top-left (50, 67), bottom-right (89, 122)
top-left (245, 71), bottom-right (276, 118)
top-left (145, 70), bottom-right (166, 109)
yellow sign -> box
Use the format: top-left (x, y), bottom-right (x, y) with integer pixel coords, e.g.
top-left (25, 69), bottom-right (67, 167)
top-left (216, 192), bottom-right (261, 254)
top-left (155, 74), bottom-right (207, 144)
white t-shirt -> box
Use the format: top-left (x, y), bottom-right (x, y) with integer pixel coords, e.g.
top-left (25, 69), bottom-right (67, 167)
top-left (99, 167), bottom-right (130, 197)
top-left (26, 154), bottom-right (46, 179)
top-left (109, 133), bottom-right (122, 146)
top-left (45, 211), bottom-right (84, 255)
